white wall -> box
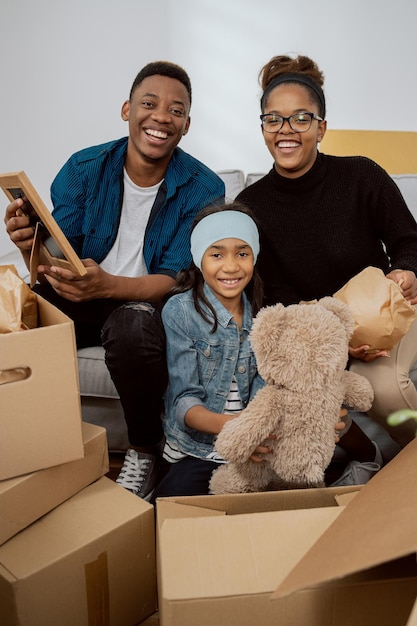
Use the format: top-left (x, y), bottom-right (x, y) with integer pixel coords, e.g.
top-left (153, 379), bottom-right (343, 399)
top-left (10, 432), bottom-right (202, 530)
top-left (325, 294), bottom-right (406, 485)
top-left (2, 0), bottom-right (417, 256)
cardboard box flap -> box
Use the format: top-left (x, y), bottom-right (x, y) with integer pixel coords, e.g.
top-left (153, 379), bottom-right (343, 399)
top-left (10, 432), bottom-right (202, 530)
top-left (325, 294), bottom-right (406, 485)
top-left (335, 490), bottom-right (359, 506)
top-left (406, 596), bottom-right (417, 626)
top-left (158, 485), bottom-right (359, 518)
top-left (159, 506), bottom-right (343, 600)
top-left (157, 500), bottom-right (225, 527)
top-left (273, 438), bottom-right (417, 599)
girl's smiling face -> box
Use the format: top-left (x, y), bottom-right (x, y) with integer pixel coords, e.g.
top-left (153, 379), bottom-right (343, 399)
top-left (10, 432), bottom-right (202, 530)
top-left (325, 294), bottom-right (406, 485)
top-left (201, 238), bottom-right (254, 311)
top-left (262, 83), bottom-right (327, 178)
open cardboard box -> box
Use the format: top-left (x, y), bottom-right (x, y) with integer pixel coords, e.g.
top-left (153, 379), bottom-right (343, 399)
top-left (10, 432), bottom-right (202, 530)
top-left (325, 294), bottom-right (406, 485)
top-left (0, 294), bottom-right (84, 479)
top-left (156, 439), bottom-right (417, 626)
top-left (407, 598), bottom-right (417, 626)
top-left (0, 477), bottom-right (157, 626)
top-left (0, 421), bottom-right (109, 545)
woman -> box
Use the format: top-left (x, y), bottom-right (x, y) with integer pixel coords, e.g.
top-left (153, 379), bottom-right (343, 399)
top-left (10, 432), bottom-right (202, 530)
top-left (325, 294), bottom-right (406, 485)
top-left (237, 54), bottom-right (417, 446)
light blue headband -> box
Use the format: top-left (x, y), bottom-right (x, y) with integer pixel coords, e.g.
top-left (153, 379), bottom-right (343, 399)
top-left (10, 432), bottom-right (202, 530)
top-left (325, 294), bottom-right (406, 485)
top-left (191, 211), bottom-right (260, 270)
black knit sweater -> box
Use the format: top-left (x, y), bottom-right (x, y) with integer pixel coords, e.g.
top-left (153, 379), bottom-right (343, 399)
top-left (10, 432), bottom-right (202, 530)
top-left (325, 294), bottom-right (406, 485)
top-left (237, 152), bottom-right (417, 306)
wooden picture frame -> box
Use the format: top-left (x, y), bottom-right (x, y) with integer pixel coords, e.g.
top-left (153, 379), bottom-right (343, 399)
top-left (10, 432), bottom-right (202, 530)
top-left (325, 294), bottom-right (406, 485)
top-left (0, 171), bottom-right (86, 286)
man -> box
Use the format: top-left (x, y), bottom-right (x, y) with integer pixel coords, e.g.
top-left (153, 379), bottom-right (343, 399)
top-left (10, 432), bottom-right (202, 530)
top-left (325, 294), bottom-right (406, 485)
top-left (4, 61), bottom-right (225, 500)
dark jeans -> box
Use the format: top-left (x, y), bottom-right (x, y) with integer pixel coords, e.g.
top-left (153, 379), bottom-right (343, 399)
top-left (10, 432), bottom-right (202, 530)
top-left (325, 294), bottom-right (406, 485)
top-left (34, 284), bottom-right (167, 448)
top-left (151, 456), bottom-right (222, 503)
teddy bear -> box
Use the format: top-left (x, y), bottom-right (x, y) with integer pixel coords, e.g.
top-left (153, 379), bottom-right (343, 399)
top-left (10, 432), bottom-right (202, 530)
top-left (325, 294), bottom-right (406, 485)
top-left (209, 297), bottom-right (374, 495)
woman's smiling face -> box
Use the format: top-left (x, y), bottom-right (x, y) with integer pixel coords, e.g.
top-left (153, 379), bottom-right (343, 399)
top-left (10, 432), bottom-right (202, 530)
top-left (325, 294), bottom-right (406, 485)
top-left (261, 82), bottom-right (327, 178)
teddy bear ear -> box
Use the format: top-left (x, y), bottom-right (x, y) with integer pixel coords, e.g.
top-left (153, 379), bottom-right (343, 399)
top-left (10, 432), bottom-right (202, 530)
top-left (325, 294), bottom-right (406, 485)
top-left (250, 303), bottom-right (286, 346)
top-left (318, 296), bottom-right (355, 337)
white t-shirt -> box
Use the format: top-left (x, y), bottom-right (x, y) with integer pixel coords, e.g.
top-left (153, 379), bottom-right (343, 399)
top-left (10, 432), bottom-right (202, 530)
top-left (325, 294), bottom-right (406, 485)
top-left (100, 169), bottom-right (163, 277)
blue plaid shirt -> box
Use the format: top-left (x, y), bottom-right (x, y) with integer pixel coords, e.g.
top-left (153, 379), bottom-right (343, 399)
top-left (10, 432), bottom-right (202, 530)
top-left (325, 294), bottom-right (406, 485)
top-left (50, 137), bottom-right (225, 277)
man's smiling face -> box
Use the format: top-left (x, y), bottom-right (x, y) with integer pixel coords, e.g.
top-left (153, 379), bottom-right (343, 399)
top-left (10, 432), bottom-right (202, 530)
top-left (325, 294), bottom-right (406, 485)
top-left (122, 74), bottom-right (191, 166)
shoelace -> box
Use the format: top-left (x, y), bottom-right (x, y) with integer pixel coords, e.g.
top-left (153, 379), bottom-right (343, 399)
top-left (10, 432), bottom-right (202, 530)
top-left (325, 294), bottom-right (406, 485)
top-left (117, 452), bottom-right (151, 490)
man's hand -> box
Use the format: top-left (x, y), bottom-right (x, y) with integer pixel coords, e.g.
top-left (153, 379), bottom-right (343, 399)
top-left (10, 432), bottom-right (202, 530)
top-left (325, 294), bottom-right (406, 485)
top-left (4, 198), bottom-right (35, 254)
top-left (40, 260), bottom-right (112, 302)
top-left (40, 261), bottom-right (176, 303)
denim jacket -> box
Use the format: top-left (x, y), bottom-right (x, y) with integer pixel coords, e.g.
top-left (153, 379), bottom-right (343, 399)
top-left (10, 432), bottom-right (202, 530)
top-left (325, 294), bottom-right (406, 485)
top-left (161, 284), bottom-right (265, 459)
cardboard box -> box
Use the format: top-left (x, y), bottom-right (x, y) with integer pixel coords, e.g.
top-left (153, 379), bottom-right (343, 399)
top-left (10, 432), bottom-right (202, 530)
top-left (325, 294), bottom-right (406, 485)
top-left (407, 598), bottom-right (417, 626)
top-left (0, 477), bottom-right (156, 626)
top-left (156, 440), bottom-right (417, 626)
top-left (0, 294), bottom-right (84, 479)
top-left (0, 421), bottom-right (108, 545)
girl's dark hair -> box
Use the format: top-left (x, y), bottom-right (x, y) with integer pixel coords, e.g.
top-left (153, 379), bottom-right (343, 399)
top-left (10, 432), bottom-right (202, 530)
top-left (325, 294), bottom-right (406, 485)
top-left (259, 54), bottom-right (326, 118)
top-left (168, 202), bottom-right (264, 333)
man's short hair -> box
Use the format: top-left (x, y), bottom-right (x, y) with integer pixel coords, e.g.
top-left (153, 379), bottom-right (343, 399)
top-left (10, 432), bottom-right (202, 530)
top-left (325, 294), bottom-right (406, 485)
top-left (129, 61), bottom-right (192, 105)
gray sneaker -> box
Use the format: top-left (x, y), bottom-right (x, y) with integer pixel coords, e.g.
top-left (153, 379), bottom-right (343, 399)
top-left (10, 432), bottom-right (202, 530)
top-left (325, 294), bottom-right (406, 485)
top-left (330, 441), bottom-right (383, 487)
top-left (116, 449), bottom-right (159, 501)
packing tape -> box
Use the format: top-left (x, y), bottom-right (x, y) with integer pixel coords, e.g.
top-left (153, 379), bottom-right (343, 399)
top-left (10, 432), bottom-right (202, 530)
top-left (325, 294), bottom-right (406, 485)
top-left (85, 551), bottom-right (110, 626)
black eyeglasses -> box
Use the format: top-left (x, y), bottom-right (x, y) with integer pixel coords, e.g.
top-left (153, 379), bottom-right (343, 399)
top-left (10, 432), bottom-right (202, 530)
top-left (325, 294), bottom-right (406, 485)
top-left (260, 111), bottom-right (323, 133)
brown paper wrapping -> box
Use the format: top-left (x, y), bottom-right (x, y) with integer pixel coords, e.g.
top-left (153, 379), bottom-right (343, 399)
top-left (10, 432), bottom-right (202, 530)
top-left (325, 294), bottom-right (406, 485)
top-left (334, 266), bottom-right (416, 352)
top-left (0, 264), bottom-right (38, 332)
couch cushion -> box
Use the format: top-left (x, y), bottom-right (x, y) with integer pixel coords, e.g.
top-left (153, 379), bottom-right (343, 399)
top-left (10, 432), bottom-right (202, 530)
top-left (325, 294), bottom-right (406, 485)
top-left (77, 346), bottom-right (129, 451)
top-left (216, 169), bottom-right (245, 201)
top-left (392, 175), bottom-right (417, 221)
top-left (77, 346), bottom-right (119, 399)
top-left (245, 172), bottom-right (266, 187)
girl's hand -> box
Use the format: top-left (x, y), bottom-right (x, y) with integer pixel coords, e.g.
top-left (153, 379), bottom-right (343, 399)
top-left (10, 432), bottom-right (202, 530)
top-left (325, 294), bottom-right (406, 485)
top-left (334, 421), bottom-right (345, 443)
top-left (386, 269), bottom-right (417, 305)
top-left (335, 407), bottom-right (349, 442)
top-left (349, 344), bottom-right (389, 362)
top-left (249, 434), bottom-right (277, 463)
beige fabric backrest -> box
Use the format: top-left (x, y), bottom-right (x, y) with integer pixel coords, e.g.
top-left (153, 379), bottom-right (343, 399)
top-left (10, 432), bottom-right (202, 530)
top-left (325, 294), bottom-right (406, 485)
top-left (319, 130), bottom-right (417, 174)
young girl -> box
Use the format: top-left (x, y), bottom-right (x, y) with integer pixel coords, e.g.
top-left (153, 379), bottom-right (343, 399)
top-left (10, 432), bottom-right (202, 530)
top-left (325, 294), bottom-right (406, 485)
top-left (151, 203), bottom-right (267, 499)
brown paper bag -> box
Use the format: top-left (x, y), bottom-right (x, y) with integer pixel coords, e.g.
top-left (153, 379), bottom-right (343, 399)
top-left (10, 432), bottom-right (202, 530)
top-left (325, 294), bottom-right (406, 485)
top-left (0, 264), bottom-right (38, 332)
top-left (334, 266), bottom-right (416, 353)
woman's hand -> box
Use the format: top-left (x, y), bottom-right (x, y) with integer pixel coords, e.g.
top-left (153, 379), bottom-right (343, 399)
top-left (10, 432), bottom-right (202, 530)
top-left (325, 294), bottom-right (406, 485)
top-left (387, 269), bottom-right (417, 305)
top-left (348, 344), bottom-right (390, 362)
top-left (347, 269), bottom-right (417, 362)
